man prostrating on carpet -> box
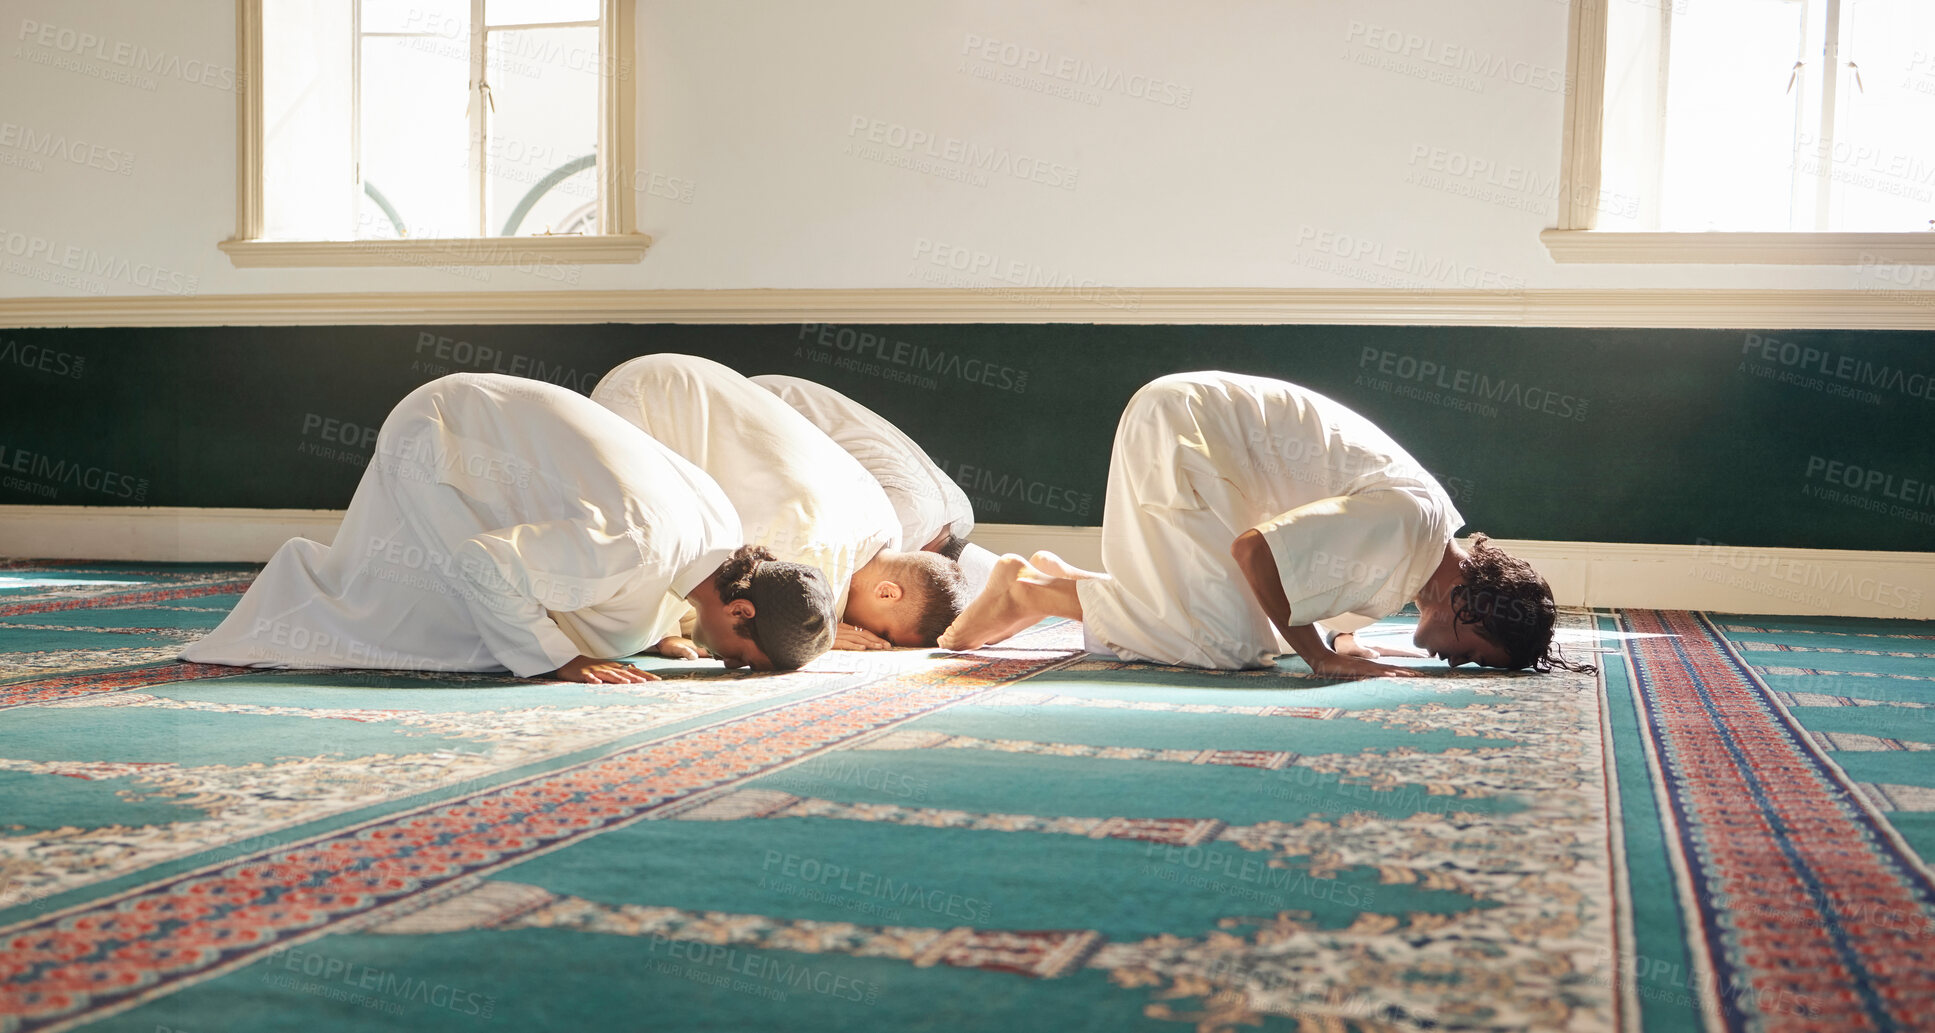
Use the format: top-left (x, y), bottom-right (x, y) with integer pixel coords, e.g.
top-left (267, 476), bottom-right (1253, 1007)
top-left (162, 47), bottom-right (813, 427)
top-left (182, 373), bottom-right (837, 681)
top-left (749, 373), bottom-right (1002, 595)
top-left (591, 354), bottom-right (969, 650)
top-left (939, 371), bottom-right (1589, 677)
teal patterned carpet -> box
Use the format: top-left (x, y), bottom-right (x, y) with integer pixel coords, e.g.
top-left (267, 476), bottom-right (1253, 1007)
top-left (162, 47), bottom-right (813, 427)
top-left (3, 561), bottom-right (1933, 1032)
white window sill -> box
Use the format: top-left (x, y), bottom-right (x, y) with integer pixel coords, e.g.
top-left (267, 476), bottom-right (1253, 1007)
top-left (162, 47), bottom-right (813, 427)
top-left (1540, 230), bottom-right (1935, 265)
top-left (217, 234), bottom-right (652, 268)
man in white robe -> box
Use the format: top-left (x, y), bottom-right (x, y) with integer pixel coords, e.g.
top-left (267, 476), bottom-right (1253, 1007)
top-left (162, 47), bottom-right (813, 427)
top-left (181, 373), bottom-right (838, 680)
top-left (591, 355), bottom-right (970, 649)
top-left (748, 374), bottom-right (1000, 593)
top-left (749, 374), bottom-right (972, 553)
top-left (939, 371), bottom-right (1580, 676)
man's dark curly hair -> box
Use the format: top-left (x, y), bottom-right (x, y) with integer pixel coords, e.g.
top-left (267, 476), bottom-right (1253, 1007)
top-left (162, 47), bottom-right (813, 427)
top-left (885, 551), bottom-right (971, 645)
top-left (936, 533), bottom-right (970, 561)
top-left (713, 544), bottom-right (776, 638)
top-left (1452, 534), bottom-right (1595, 674)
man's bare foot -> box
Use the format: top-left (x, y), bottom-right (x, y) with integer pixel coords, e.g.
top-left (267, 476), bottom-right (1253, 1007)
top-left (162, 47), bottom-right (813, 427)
top-left (1027, 550), bottom-right (1107, 581)
top-left (938, 554), bottom-right (1048, 650)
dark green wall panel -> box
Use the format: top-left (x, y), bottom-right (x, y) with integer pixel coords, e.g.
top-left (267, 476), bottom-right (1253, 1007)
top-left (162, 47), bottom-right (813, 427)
top-left (1, 323), bottom-right (1930, 551)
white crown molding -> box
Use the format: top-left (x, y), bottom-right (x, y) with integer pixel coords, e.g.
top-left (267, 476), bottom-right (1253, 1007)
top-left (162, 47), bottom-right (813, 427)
top-left (3, 287), bottom-right (1935, 329)
top-left (216, 235), bottom-right (653, 268)
top-left (5, 506), bottom-right (1930, 620)
top-left (1542, 230), bottom-right (1935, 265)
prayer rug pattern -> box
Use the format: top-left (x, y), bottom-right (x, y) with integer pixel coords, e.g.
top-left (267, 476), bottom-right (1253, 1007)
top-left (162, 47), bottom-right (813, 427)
top-left (1, 563), bottom-right (1931, 1032)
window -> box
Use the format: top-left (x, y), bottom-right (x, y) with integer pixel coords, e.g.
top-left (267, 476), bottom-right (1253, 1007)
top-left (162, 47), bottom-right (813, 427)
top-left (1545, 0), bottom-right (1935, 262)
top-left (221, 0), bottom-right (647, 267)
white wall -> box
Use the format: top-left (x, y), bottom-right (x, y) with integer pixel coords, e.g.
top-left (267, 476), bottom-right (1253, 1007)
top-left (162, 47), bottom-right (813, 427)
top-left (0, 0), bottom-right (1908, 299)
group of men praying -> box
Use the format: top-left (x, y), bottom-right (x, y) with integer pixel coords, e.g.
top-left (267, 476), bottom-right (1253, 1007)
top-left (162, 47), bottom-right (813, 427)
top-left (182, 356), bottom-right (1582, 682)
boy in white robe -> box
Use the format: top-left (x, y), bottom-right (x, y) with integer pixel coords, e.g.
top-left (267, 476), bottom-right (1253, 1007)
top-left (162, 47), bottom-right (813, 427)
top-left (939, 371), bottom-right (1586, 676)
top-left (590, 355), bottom-right (969, 649)
top-left (180, 373), bottom-right (837, 680)
top-left (748, 374), bottom-right (1001, 594)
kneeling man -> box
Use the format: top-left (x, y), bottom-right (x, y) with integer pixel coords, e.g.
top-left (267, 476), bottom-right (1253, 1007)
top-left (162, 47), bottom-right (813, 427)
top-left (940, 371), bottom-right (1584, 677)
top-left (181, 373), bottom-right (837, 680)
top-left (592, 355), bottom-right (968, 648)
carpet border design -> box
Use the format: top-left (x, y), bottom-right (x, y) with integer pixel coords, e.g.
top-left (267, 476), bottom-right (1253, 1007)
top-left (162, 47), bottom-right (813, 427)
top-left (1622, 610), bottom-right (1935, 1033)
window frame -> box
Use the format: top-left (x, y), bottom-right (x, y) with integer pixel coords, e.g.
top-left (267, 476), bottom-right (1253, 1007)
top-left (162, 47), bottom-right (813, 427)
top-left (1544, 0), bottom-right (1935, 264)
top-left (219, 0), bottom-right (648, 268)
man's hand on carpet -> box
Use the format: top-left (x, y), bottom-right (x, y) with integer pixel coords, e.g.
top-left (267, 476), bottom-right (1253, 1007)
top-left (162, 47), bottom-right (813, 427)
top-left (1308, 653), bottom-right (1420, 679)
top-left (834, 622), bottom-right (892, 650)
top-left (549, 656), bottom-right (660, 683)
top-left (1333, 632), bottom-right (1425, 660)
top-left (653, 636), bottom-right (709, 661)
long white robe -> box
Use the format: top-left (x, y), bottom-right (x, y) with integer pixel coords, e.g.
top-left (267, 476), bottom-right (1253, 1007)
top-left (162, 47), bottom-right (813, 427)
top-left (590, 355), bottom-right (901, 614)
top-left (1076, 372), bottom-right (1462, 670)
top-left (180, 373), bottom-right (738, 677)
top-left (749, 374), bottom-right (974, 550)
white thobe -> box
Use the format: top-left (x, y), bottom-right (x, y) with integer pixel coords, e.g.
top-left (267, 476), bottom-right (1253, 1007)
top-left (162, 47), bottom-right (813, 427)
top-left (590, 355), bottom-right (901, 614)
top-left (180, 373), bottom-right (738, 677)
top-left (750, 374), bottom-right (974, 551)
top-left (1076, 372), bottom-right (1462, 670)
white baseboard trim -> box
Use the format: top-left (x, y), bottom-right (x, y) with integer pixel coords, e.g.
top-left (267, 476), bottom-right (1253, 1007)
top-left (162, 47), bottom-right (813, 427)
top-left (970, 526), bottom-right (1934, 620)
top-left (4, 506), bottom-right (1929, 620)
top-left (0, 506), bottom-right (345, 566)
top-left (3, 287), bottom-right (1934, 330)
